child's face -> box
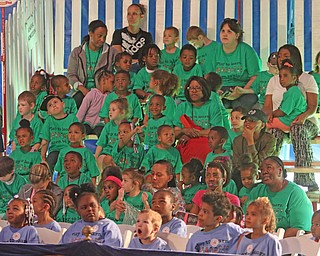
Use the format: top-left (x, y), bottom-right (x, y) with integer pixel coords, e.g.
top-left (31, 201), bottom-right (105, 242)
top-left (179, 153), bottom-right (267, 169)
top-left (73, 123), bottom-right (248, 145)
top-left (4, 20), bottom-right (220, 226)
top-left (6, 200), bottom-right (26, 228)
top-left (208, 130), bottom-right (223, 151)
top-left (136, 212), bottom-right (158, 242)
top-left (198, 202), bottom-right (220, 231)
top-left (144, 48), bottom-right (159, 69)
top-left (29, 75), bottom-right (44, 95)
top-left (116, 56), bottom-right (132, 72)
top-left (68, 125), bottom-right (85, 144)
top-left (241, 169), bottom-right (257, 189)
top-left (189, 37), bottom-right (204, 49)
top-left (245, 205), bottom-right (265, 229)
top-left (76, 194), bottom-right (100, 222)
top-left (151, 192), bottom-right (174, 218)
top-left (187, 80), bottom-right (204, 103)
top-left (32, 193), bottom-right (45, 215)
top-left (121, 174), bottom-right (135, 193)
top-left (103, 180), bottom-right (119, 202)
top-left (118, 123), bottom-right (131, 140)
top-left (180, 49), bottom-right (196, 70)
top-left (109, 102), bottom-right (124, 121)
top-left (54, 81), bottom-right (70, 97)
top-left (64, 153), bottom-right (82, 176)
top-left (279, 69), bottom-right (297, 88)
top-left (163, 29), bottom-right (178, 46)
top-left (47, 98), bottom-right (65, 116)
top-left (100, 75), bottom-right (115, 93)
top-left (151, 164), bottom-right (173, 190)
top-left (149, 77), bottom-right (158, 91)
top-left (181, 167), bottom-right (194, 185)
top-left (115, 73), bottom-right (130, 92)
top-left (18, 100), bottom-right (34, 116)
top-left (230, 111), bottom-right (244, 129)
top-left (16, 128), bottom-right (33, 148)
top-left (63, 187), bottom-right (75, 208)
top-left (0, 172), bottom-right (14, 183)
top-left (205, 167), bottom-right (225, 191)
top-left (149, 96), bottom-right (165, 118)
top-left (158, 127), bottom-right (175, 147)
top-left (311, 213), bottom-right (320, 239)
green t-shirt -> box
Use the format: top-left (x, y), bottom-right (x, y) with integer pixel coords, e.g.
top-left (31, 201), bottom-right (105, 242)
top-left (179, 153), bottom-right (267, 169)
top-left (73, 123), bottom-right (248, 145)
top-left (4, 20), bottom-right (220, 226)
top-left (55, 207), bottom-right (80, 224)
top-left (173, 63), bottom-right (203, 100)
top-left (245, 182), bottom-right (313, 230)
top-left (96, 121), bottom-right (119, 156)
top-left (143, 116), bottom-right (173, 149)
top-left (250, 70), bottom-right (274, 105)
top-left (140, 145), bottom-right (183, 174)
top-left (124, 191), bottom-right (152, 210)
top-left (9, 149), bottom-right (41, 179)
top-left (62, 96), bottom-right (78, 115)
top-left (205, 42), bottom-right (261, 87)
top-left (311, 72), bottom-right (320, 105)
top-left (85, 43), bottom-right (102, 90)
top-left (111, 141), bottom-right (145, 170)
top-left (100, 198), bottom-right (118, 222)
top-left (224, 129), bottom-right (241, 152)
top-left (145, 95), bottom-right (177, 122)
top-left (132, 67), bottom-right (153, 92)
top-left (57, 173), bottom-right (92, 190)
top-left (40, 114), bottom-right (78, 153)
top-left (239, 186), bottom-right (253, 199)
top-left (9, 114), bottom-right (43, 147)
top-left (279, 86), bottom-right (306, 126)
top-left (182, 183), bottom-right (207, 204)
top-left (222, 179), bottom-right (238, 196)
top-left (197, 41), bottom-right (219, 74)
top-left (204, 151), bottom-right (232, 166)
top-left (159, 48), bottom-right (180, 73)
top-left (54, 146), bottom-right (100, 178)
top-left (209, 92), bottom-right (231, 128)
top-left (173, 100), bottom-right (231, 130)
top-left (0, 174), bottom-right (27, 215)
top-left (34, 91), bottom-right (48, 118)
top-left (99, 91), bottom-right (142, 121)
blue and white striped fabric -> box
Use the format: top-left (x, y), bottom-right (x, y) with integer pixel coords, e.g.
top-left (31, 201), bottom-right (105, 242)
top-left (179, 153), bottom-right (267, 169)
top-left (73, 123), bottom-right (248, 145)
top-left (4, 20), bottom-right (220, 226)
top-left (53, 0), bottom-right (320, 74)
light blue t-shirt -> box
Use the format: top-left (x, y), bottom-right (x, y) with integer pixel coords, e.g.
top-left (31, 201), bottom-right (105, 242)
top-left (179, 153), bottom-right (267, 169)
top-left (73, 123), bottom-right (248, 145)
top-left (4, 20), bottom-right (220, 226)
top-left (160, 217), bottom-right (187, 238)
top-left (128, 236), bottom-right (171, 250)
top-left (34, 220), bottom-right (61, 232)
top-left (0, 225), bottom-right (40, 243)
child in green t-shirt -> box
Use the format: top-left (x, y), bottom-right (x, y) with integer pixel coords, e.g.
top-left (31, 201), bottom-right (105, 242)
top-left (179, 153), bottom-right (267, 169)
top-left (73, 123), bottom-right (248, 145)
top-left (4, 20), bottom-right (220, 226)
top-left (29, 71), bottom-right (48, 120)
top-left (0, 156), bottom-right (27, 217)
top-left (181, 158), bottom-right (206, 211)
top-left (55, 184), bottom-right (81, 224)
top-left (57, 151), bottom-right (92, 190)
top-left (159, 26), bottom-right (180, 72)
top-left (114, 52), bottom-right (136, 91)
top-left (9, 120), bottom-right (41, 180)
top-left (173, 44), bottom-right (203, 102)
top-left (51, 75), bottom-right (77, 115)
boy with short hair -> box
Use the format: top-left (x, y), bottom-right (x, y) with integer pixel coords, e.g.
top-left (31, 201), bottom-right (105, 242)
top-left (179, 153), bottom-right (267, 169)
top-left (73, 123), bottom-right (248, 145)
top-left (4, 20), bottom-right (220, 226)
top-left (186, 192), bottom-right (245, 253)
top-left (51, 75), bottom-right (77, 115)
top-left (159, 27), bottom-right (180, 72)
top-left (0, 156), bottom-right (27, 217)
top-left (9, 91), bottom-right (43, 151)
top-left (141, 125), bottom-right (182, 182)
top-left (128, 209), bottom-right (171, 250)
top-left (39, 95), bottom-right (78, 171)
top-left (152, 190), bottom-right (187, 238)
top-left (186, 26), bottom-right (219, 74)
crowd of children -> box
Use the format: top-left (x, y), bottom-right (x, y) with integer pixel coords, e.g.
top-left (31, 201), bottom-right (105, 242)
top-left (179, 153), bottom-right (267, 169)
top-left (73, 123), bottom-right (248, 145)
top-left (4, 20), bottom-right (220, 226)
top-left (1, 18), bottom-right (319, 254)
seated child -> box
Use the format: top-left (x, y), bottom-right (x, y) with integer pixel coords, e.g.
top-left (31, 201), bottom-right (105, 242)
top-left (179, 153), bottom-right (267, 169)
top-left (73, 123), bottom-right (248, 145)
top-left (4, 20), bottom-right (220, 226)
top-left (204, 126), bottom-right (232, 165)
top-left (236, 197), bottom-right (282, 255)
top-left (186, 192), bottom-right (245, 253)
top-left (57, 151), bottom-right (92, 190)
top-left (33, 189), bottom-right (61, 232)
top-left (181, 158), bottom-right (206, 212)
top-left (29, 71), bottom-right (48, 119)
top-left (0, 198), bottom-right (39, 243)
top-left (97, 166), bottom-right (122, 200)
top-left (311, 210), bottom-right (320, 242)
top-left (112, 122), bottom-right (145, 170)
top-left (9, 91), bottom-right (43, 151)
top-left (39, 95), bottom-right (78, 171)
top-left (0, 156), bottom-right (27, 218)
top-left (114, 52), bottom-right (135, 91)
top-left (128, 209), bottom-right (171, 250)
top-left (54, 122), bottom-right (100, 184)
top-left (159, 26), bottom-right (180, 72)
top-left (56, 184), bottom-right (81, 224)
top-left (9, 120), bottom-right (41, 180)
top-left (152, 190), bottom-right (187, 238)
top-left (51, 75), bottom-right (77, 115)
top-left (77, 70), bottom-right (114, 137)
top-left (60, 183), bottom-right (122, 246)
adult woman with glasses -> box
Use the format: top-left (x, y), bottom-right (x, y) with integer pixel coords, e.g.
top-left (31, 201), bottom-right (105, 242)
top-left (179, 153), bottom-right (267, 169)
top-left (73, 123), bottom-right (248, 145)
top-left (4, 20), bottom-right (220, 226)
top-left (205, 18), bottom-right (261, 110)
top-left (67, 20), bottom-right (118, 108)
top-left (263, 44), bottom-right (319, 191)
top-left (244, 156), bottom-right (313, 238)
top-left (174, 76), bottom-right (230, 164)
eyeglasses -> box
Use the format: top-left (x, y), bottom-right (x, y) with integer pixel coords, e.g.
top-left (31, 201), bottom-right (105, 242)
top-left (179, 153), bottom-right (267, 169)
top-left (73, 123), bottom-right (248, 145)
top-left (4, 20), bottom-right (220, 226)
top-left (187, 86), bottom-right (202, 92)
